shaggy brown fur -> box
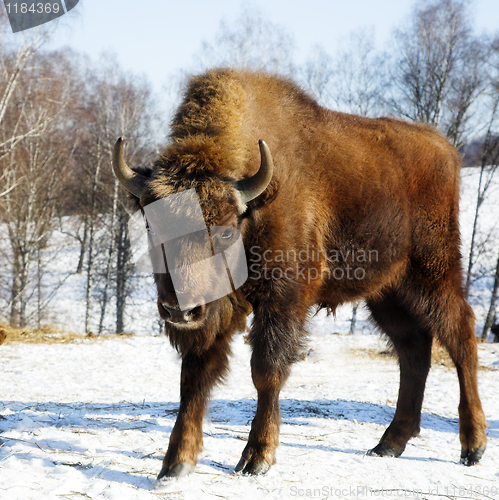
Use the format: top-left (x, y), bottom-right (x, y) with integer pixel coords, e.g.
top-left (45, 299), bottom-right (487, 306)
top-left (127, 69), bottom-right (486, 478)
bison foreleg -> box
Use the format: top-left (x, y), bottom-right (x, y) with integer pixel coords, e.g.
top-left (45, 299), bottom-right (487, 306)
top-left (235, 312), bottom-right (303, 475)
top-left (157, 334), bottom-right (231, 480)
top-left (234, 384), bottom-right (283, 475)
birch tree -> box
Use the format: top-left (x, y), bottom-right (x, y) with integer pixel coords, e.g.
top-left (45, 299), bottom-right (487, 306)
top-left (196, 8), bottom-right (295, 75)
top-left (388, 0), bottom-right (487, 147)
top-left (0, 51), bottom-right (78, 327)
top-left (0, 11), bottom-right (54, 160)
top-left (478, 36), bottom-right (499, 340)
top-left (76, 55), bottom-right (157, 334)
top-left (303, 29), bottom-right (387, 117)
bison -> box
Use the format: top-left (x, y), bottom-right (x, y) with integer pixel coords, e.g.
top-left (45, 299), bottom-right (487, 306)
top-left (112, 69), bottom-right (487, 479)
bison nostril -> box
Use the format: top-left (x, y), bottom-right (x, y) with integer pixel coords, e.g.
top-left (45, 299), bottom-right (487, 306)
top-left (162, 303), bottom-right (172, 318)
top-left (161, 303), bottom-right (204, 324)
top-left (189, 305), bottom-right (202, 314)
top-left (188, 304), bottom-right (203, 320)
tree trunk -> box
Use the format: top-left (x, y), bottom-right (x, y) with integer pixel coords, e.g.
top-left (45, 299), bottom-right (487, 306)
top-left (10, 249), bottom-right (22, 328)
top-left (37, 245), bottom-right (42, 330)
top-left (84, 160), bottom-right (101, 334)
top-left (76, 215), bottom-right (89, 274)
top-left (482, 251), bottom-right (499, 341)
top-left (349, 302), bottom-right (359, 335)
top-left (10, 243), bottom-right (29, 328)
top-left (115, 203), bottom-right (130, 334)
top-left (98, 180), bottom-right (118, 334)
top-left (464, 164), bottom-right (485, 298)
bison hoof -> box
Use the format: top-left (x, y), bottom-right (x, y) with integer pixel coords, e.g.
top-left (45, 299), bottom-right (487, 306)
top-left (234, 457), bottom-right (271, 476)
top-left (460, 446), bottom-right (485, 466)
top-left (367, 443), bottom-right (403, 458)
top-left (157, 462), bottom-right (195, 481)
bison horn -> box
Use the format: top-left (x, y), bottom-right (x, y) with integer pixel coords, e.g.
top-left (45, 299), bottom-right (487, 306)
top-left (236, 140), bottom-right (274, 203)
top-left (112, 137), bottom-right (149, 198)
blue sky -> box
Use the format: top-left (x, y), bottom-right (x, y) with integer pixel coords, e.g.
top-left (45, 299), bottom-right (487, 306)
top-left (43, 0), bottom-right (499, 96)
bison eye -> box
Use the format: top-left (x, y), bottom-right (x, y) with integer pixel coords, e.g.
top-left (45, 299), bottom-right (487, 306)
top-left (221, 228), bottom-right (234, 240)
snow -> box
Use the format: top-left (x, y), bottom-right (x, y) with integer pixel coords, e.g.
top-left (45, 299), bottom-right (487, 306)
top-left (1, 328), bottom-right (498, 499)
top-left (1, 167), bottom-right (499, 498)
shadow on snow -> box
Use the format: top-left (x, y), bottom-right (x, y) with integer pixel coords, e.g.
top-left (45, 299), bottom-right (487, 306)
top-left (1, 397), bottom-right (496, 488)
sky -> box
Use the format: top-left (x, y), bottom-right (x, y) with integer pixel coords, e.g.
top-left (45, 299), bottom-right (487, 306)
top-left (35, 0), bottom-right (498, 99)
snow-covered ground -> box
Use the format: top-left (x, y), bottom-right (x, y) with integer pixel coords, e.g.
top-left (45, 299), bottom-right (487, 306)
top-left (1, 325), bottom-right (498, 500)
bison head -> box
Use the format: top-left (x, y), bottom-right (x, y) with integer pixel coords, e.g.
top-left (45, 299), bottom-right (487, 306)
top-left (112, 138), bottom-right (273, 350)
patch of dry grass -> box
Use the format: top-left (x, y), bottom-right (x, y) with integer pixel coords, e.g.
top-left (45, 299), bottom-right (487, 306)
top-left (430, 341), bottom-right (455, 369)
top-left (0, 323), bottom-right (134, 345)
top-left (356, 338), bottom-right (494, 371)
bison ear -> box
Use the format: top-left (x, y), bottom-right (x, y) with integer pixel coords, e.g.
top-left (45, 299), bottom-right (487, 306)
top-left (245, 178), bottom-right (280, 212)
top-left (128, 165), bottom-right (153, 211)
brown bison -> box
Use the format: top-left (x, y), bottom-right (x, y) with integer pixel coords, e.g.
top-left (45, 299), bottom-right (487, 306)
top-left (112, 69), bottom-right (487, 479)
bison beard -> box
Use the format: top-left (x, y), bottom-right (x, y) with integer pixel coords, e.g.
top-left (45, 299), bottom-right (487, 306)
top-left (112, 69), bottom-right (487, 479)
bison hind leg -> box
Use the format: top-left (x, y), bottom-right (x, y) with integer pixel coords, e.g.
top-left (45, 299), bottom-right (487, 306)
top-left (434, 297), bottom-right (487, 465)
top-left (366, 289), bottom-right (433, 458)
top-left (367, 281), bottom-right (487, 465)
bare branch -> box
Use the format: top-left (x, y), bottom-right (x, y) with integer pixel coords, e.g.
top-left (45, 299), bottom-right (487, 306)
top-left (195, 7), bottom-right (296, 75)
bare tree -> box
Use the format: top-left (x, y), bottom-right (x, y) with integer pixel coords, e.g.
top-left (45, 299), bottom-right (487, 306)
top-left (196, 8), bottom-right (295, 75)
top-left (464, 34), bottom-right (499, 303)
top-left (445, 37), bottom-right (488, 146)
top-left (74, 55), bottom-right (157, 335)
top-left (387, 0), bottom-right (487, 147)
top-left (0, 11), bottom-right (54, 160)
top-left (323, 29), bottom-right (387, 116)
top-left (475, 37), bottom-right (499, 340)
top-left (300, 45), bottom-right (335, 108)
top-left (464, 121), bottom-right (499, 300)
top-left (0, 51), bottom-right (78, 327)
